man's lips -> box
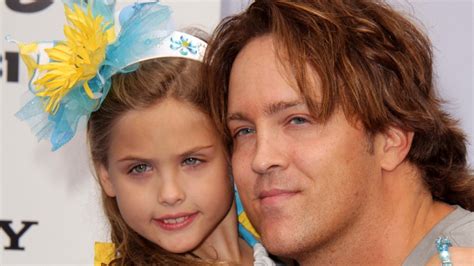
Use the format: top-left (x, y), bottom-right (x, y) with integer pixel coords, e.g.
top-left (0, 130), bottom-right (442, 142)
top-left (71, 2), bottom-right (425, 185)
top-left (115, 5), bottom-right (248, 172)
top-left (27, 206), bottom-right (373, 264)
top-left (153, 212), bottom-right (199, 231)
top-left (258, 189), bottom-right (300, 205)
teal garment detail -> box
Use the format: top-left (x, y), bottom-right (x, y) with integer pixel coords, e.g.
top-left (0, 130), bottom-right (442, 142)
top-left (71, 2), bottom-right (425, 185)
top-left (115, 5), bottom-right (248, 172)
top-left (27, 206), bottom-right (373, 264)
top-left (235, 188), bottom-right (259, 247)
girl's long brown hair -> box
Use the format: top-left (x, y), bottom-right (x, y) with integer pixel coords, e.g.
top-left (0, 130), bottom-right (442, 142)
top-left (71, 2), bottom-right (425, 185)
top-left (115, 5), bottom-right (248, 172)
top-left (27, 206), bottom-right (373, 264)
top-left (88, 56), bottom-right (226, 265)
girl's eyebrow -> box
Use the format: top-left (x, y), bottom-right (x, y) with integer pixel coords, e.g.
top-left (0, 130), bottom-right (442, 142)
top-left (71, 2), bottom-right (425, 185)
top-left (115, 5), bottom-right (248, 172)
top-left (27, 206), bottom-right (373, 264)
top-left (179, 144), bottom-right (214, 157)
top-left (116, 156), bottom-right (152, 163)
top-left (115, 145), bottom-right (215, 163)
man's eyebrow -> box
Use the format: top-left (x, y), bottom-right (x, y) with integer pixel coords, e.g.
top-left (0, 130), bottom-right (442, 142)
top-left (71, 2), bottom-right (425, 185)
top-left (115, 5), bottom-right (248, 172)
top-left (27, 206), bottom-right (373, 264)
top-left (227, 100), bottom-right (306, 123)
top-left (227, 112), bottom-right (248, 122)
top-left (263, 100), bottom-right (305, 116)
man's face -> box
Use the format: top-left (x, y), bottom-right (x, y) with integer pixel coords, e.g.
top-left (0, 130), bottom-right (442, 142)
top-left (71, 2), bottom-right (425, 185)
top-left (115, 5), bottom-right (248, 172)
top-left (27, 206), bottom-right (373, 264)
top-left (227, 35), bottom-right (381, 258)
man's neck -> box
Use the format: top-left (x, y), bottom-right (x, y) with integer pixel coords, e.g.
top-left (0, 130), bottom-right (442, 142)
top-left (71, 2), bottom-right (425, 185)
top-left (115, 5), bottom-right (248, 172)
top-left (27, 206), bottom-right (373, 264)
top-left (297, 163), bottom-right (454, 265)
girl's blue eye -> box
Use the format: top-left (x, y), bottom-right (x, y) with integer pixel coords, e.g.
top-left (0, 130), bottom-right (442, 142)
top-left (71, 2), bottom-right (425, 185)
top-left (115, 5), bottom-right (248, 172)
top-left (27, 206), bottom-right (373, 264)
top-left (183, 157), bottom-right (202, 166)
top-left (235, 128), bottom-right (256, 138)
top-left (290, 117), bottom-right (308, 125)
top-left (130, 163), bottom-right (152, 174)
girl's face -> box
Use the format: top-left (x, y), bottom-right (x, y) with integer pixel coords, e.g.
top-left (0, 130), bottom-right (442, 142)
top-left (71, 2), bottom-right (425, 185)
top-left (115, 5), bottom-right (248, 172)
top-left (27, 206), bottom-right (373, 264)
top-left (98, 97), bottom-right (233, 253)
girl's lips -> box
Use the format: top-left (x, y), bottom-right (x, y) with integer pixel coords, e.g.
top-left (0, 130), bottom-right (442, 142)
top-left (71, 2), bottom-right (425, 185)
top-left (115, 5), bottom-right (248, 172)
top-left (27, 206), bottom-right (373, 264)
top-left (154, 212), bottom-right (199, 231)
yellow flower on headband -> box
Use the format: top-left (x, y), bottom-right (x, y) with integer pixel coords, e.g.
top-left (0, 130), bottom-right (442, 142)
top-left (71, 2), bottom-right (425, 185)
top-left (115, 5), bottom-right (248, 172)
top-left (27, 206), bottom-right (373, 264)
top-left (13, 1), bottom-right (176, 150)
top-left (34, 4), bottom-right (115, 114)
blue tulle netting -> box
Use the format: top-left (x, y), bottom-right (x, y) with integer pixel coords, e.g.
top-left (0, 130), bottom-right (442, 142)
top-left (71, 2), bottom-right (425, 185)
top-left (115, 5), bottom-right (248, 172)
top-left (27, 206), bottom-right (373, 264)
top-left (15, 0), bottom-right (173, 151)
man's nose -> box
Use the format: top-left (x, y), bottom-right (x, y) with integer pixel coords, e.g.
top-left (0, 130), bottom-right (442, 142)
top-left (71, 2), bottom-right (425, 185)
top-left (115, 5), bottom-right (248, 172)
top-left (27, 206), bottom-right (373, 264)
top-left (251, 130), bottom-right (288, 174)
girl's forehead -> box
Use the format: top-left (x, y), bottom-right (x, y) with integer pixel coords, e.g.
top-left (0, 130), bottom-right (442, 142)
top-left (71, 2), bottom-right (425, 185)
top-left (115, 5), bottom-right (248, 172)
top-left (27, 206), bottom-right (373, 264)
top-left (107, 98), bottom-right (222, 160)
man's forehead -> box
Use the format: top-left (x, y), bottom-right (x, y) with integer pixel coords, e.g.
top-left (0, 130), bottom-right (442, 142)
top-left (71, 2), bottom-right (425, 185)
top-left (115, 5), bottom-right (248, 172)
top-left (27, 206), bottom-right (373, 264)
top-left (227, 34), bottom-right (324, 122)
top-left (231, 35), bottom-right (323, 91)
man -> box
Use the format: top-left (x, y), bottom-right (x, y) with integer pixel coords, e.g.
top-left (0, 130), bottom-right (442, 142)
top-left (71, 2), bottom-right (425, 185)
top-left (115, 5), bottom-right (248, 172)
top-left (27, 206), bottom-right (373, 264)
top-left (204, 0), bottom-right (474, 265)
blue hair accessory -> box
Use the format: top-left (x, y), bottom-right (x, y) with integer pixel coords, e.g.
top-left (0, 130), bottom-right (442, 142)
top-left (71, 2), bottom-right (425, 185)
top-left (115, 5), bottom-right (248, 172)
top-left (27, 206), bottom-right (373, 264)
top-left (435, 236), bottom-right (453, 266)
top-left (8, 0), bottom-right (207, 151)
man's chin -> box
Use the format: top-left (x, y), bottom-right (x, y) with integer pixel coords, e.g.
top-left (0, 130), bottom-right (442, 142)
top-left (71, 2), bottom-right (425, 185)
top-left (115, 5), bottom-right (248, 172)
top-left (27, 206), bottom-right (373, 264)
top-left (261, 236), bottom-right (299, 258)
top-left (259, 221), bottom-right (301, 258)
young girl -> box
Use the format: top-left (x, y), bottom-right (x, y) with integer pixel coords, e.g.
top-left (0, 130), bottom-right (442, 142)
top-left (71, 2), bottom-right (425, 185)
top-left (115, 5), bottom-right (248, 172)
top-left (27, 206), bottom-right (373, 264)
top-left (89, 45), bottom-right (260, 265)
top-left (90, 50), bottom-right (253, 266)
top-left (13, 0), bottom-right (273, 265)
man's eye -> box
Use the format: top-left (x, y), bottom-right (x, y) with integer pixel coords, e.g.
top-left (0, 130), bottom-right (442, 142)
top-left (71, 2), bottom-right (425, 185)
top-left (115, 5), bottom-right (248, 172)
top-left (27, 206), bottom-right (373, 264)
top-left (234, 128), bottom-right (256, 138)
top-left (289, 117), bottom-right (308, 125)
top-left (182, 157), bottom-right (202, 166)
top-left (130, 164), bottom-right (152, 174)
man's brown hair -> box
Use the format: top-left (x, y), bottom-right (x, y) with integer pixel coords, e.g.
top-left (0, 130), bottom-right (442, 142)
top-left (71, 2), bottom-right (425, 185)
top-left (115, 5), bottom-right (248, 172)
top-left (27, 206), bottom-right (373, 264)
top-left (203, 0), bottom-right (473, 210)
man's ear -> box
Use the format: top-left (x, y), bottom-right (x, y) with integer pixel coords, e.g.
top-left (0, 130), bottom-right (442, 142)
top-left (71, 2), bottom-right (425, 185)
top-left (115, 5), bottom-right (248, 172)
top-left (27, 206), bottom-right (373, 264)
top-left (378, 126), bottom-right (414, 171)
top-left (97, 163), bottom-right (116, 197)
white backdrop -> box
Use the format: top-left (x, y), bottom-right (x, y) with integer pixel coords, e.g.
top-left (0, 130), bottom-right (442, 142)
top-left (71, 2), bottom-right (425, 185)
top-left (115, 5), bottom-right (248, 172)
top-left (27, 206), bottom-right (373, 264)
top-left (1, 0), bottom-right (472, 265)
